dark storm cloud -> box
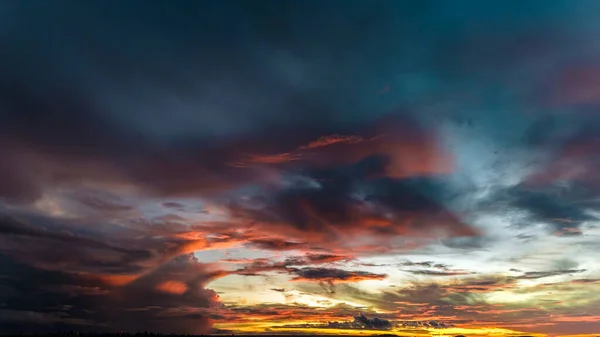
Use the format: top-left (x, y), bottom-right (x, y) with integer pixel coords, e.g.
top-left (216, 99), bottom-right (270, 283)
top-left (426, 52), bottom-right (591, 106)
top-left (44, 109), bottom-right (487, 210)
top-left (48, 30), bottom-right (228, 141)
top-left (0, 208), bottom-right (239, 333)
top-left (352, 313), bottom-right (392, 329)
top-left (228, 156), bottom-right (476, 244)
top-left (3, 0), bottom-right (600, 333)
top-left (0, 0), bottom-right (591, 257)
top-left (0, 0), bottom-right (587, 204)
top-left (493, 184), bottom-right (597, 235)
top-left (0, 253), bottom-right (219, 334)
top-left (0, 0), bottom-right (450, 203)
top-left (0, 215), bottom-right (155, 274)
top-left (0, 213), bottom-right (210, 275)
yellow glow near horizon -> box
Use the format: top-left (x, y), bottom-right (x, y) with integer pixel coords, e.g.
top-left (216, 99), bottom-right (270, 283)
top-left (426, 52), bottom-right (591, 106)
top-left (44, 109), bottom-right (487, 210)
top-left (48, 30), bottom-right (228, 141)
top-left (213, 322), bottom-right (546, 337)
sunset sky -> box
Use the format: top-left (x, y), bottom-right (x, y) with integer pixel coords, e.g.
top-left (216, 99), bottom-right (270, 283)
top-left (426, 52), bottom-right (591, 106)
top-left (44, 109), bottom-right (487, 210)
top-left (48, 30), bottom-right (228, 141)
top-left (2, 1), bottom-right (600, 336)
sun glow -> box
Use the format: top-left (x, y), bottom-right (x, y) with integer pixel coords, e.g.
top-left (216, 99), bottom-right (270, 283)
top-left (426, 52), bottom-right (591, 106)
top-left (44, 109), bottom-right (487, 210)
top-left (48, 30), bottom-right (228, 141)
top-left (213, 322), bottom-right (545, 337)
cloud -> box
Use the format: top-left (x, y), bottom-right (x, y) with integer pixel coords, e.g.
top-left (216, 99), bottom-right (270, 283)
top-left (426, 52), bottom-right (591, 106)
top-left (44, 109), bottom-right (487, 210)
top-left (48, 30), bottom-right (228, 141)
top-left (0, 51), bottom-right (452, 206)
top-left (301, 254), bottom-right (352, 264)
top-left (570, 278), bottom-right (600, 284)
top-left (0, 215), bottom-right (154, 275)
top-left (0, 208), bottom-right (242, 334)
top-left (283, 313), bottom-right (395, 330)
top-left (289, 267), bottom-right (387, 283)
top-left (399, 260), bottom-right (474, 276)
top-left (406, 269), bottom-right (475, 276)
top-left (75, 192), bottom-right (135, 212)
top-left (214, 302), bottom-right (379, 324)
top-left (0, 150), bottom-right (43, 203)
top-left (0, 253), bottom-right (219, 334)
top-left (298, 134), bottom-right (366, 150)
top-left (230, 258), bottom-right (387, 293)
top-left (2, 1), bottom-right (600, 334)
top-left (330, 276), bottom-right (519, 314)
top-left (247, 238), bottom-right (307, 251)
top-left (156, 281), bottom-right (188, 295)
top-left (489, 184), bottom-right (597, 235)
top-left (516, 269), bottom-right (587, 280)
top-left (550, 65), bottom-right (600, 106)
top-left (229, 254), bottom-right (356, 281)
top-left (352, 313), bottom-right (392, 329)
top-left (162, 202), bottom-right (186, 209)
top-left (440, 236), bottom-right (490, 250)
top-left (227, 156), bottom-right (477, 250)
top-left (401, 261), bottom-right (448, 269)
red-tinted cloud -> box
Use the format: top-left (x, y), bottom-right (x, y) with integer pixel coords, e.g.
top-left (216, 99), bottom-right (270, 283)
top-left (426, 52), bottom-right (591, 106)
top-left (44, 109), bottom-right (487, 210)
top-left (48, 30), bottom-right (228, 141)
top-left (156, 280), bottom-right (188, 295)
top-left (234, 115), bottom-right (453, 179)
top-left (298, 134), bottom-right (366, 150)
top-left (550, 65), bottom-right (600, 107)
top-left (226, 156), bottom-right (477, 249)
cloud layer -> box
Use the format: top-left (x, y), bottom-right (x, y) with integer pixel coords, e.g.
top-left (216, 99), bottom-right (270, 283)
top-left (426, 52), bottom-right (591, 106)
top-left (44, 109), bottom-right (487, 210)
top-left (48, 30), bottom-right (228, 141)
top-left (2, 0), bottom-right (600, 335)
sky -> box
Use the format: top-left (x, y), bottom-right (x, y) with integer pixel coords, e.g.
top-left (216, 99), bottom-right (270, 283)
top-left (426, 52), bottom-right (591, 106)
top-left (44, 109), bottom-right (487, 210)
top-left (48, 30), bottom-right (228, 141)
top-left (1, 1), bottom-right (600, 336)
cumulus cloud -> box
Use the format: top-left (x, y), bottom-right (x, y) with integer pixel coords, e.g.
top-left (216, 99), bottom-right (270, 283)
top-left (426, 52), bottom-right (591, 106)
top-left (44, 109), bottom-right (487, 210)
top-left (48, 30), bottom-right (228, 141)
top-left (352, 313), bottom-right (392, 329)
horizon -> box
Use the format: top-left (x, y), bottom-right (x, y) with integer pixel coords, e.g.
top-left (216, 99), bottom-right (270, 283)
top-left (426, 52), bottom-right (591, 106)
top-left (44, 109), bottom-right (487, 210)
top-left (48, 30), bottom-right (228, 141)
top-left (1, 1), bottom-right (600, 336)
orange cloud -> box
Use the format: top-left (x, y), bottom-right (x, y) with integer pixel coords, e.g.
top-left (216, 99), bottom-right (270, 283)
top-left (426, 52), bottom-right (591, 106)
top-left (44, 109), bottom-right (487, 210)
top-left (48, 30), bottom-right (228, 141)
top-left (290, 274), bottom-right (386, 283)
top-left (553, 315), bottom-right (600, 323)
top-left (92, 273), bottom-right (141, 286)
top-left (230, 114), bottom-right (453, 179)
top-left (156, 280), bottom-right (188, 295)
top-left (298, 134), bottom-right (365, 150)
top-left (233, 152), bottom-right (303, 166)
